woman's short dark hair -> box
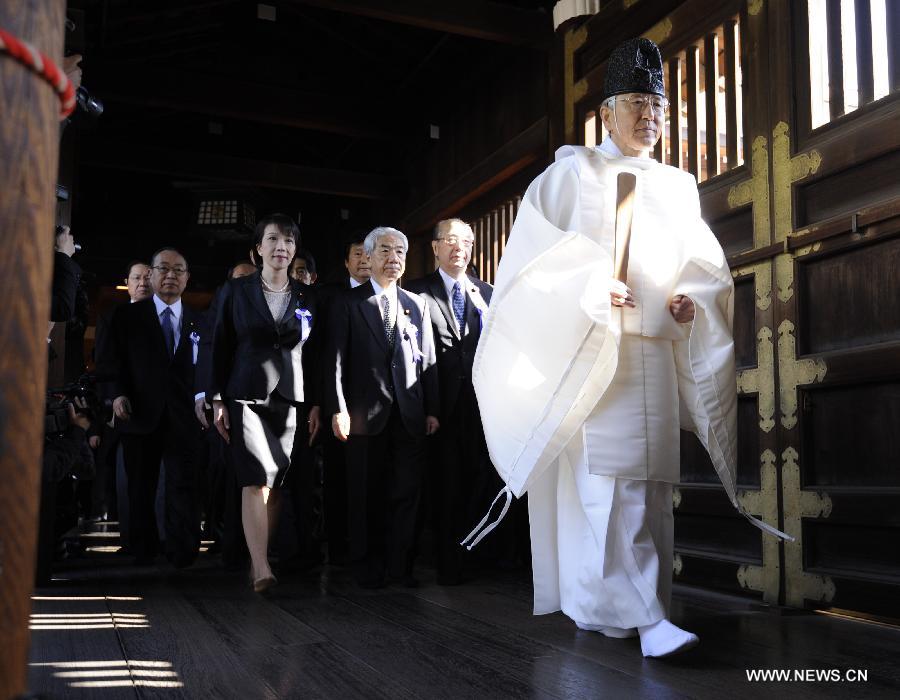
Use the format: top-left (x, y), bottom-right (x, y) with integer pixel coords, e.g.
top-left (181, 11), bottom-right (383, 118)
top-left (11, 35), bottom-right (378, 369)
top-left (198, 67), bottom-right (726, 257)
top-left (254, 213), bottom-right (301, 249)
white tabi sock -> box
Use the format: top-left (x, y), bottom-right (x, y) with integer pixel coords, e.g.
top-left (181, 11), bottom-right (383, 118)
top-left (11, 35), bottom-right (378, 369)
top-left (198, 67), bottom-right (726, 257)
top-left (575, 621), bottom-right (638, 638)
top-left (637, 619), bottom-right (699, 657)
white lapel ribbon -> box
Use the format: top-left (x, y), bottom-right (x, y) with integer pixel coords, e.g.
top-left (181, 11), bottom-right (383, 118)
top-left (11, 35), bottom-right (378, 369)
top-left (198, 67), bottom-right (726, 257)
top-left (468, 286), bottom-right (489, 331)
top-left (401, 317), bottom-right (424, 363)
top-left (189, 331), bottom-right (200, 365)
top-left (295, 307), bottom-right (312, 342)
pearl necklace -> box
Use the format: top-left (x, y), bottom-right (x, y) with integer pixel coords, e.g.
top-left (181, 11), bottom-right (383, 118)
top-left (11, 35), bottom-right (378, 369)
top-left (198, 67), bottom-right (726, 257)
top-left (261, 275), bottom-right (290, 293)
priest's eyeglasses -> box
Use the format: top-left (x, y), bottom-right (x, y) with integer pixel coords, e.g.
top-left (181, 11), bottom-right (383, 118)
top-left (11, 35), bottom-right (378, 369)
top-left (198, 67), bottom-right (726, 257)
top-left (614, 95), bottom-right (670, 116)
top-left (438, 236), bottom-right (475, 250)
top-left (152, 265), bottom-right (188, 277)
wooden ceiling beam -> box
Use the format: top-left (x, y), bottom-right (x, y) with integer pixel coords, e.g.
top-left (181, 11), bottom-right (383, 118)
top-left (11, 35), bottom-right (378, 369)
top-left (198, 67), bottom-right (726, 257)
top-left (286, 0), bottom-right (551, 46)
top-left (93, 69), bottom-right (392, 139)
top-left (402, 117), bottom-right (548, 233)
top-left (80, 141), bottom-right (397, 199)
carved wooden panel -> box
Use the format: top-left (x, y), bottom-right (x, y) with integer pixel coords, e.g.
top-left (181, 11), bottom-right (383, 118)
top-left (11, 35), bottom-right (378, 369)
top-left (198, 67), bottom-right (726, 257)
top-left (801, 382), bottom-right (900, 487)
top-left (797, 150), bottom-right (900, 226)
top-left (797, 236), bottom-right (900, 354)
top-left (733, 275), bottom-right (757, 367)
top-left (710, 206), bottom-right (754, 256)
top-left (680, 397), bottom-right (759, 486)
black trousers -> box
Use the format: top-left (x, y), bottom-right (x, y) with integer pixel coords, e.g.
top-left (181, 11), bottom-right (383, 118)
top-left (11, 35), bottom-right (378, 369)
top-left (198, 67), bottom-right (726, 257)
top-left (120, 414), bottom-right (201, 565)
top-left (346, 404), bottom-right (426, 583)
top-left (286, 404), bottom-right (323, 563)
top-left (428, 384), bottom-right (527, 584)
top-left (430, 384), bottom-right (501, 582)
top-left (322, 430), bottom-right (349, 562)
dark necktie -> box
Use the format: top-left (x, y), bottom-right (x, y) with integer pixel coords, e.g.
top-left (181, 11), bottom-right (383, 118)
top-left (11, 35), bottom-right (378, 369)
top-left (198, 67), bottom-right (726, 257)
top-left (161, 306), bottom-right (176, 358)
top-left (381, 294), bottom-right (395, 348)
top-left (451, 281), bottom-right (465, 335)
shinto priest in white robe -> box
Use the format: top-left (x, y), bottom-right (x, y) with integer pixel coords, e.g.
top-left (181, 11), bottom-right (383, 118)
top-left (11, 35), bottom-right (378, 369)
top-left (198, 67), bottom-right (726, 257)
top-left (467, 137), bottom-right (788, 629)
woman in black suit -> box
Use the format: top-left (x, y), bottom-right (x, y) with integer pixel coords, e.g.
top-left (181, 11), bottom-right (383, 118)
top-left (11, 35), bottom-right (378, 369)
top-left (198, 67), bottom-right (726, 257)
top-left (210, 214), bottom-right (321, 591)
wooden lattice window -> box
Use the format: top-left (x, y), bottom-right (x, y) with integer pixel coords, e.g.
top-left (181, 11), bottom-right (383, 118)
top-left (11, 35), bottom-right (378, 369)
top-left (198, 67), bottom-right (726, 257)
top-left (469, 196), bottom-right (521, 284)
top-left (805, 0), bottom-right (896, 129)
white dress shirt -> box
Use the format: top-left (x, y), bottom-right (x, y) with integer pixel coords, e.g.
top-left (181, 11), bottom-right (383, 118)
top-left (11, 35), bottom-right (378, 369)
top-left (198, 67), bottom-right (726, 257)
top-left (349, 276), bottom-right (364, 288)
top-left (369, 278), bottom-right (398, 330)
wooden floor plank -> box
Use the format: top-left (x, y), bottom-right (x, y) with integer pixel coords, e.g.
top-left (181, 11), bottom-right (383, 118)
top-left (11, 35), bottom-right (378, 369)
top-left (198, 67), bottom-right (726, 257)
top-left (25, 528), bottom-right (900, 700)
top-left (275, 587), bottom-right (558, 700)
top-left (406, 576), bottom-right (900, 699)
top-left (346, 591), bottom-right (687, 700)
top-left (105, 586), bottom-right (281, 699)
top-left (244, 641), bottom-right (418, 700)
top-left (27, 590), bottom-right (136, 699)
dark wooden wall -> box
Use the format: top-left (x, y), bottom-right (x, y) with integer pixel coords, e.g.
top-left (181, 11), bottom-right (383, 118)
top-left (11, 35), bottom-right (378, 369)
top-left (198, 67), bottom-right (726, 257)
top-left (398, 48), bottom-right (549, 279)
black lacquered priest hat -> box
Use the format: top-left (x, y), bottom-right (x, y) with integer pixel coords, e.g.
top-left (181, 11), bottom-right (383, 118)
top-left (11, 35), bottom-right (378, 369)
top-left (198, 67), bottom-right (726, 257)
top-left (601, 37), bottom-right (665, 101)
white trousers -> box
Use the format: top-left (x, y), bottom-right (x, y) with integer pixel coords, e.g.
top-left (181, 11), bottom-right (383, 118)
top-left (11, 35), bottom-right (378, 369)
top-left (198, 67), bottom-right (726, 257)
top-left (530, 434), bottom-right (674, 629)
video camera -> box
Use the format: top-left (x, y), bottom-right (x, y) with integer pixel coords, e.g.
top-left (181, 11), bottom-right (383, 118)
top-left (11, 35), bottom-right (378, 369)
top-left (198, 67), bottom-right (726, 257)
top-left (45, 374), bottom-right (102, 436)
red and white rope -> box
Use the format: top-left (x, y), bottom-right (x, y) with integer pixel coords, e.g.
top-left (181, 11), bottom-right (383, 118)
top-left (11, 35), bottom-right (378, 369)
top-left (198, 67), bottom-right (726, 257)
top-left (0, 27), bottom-right (76, 119)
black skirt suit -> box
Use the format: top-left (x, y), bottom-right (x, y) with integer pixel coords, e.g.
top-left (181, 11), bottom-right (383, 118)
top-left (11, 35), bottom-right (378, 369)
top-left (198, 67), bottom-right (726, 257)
top-left (209, 272), bottom-right (322, 488)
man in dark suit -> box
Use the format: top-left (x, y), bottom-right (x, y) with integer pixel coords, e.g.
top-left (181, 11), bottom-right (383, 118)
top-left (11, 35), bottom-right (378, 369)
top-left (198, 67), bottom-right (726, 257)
top-left (93, 261), bottom-right (152, 537)
top-left (103, 247), bottom-right (202, 567)
top-left (328, 227), bottom-right (440, 588)
top-left (405, 218), bottom-right (499, 584)
top-left (314, 232), bottom-right (371, 565)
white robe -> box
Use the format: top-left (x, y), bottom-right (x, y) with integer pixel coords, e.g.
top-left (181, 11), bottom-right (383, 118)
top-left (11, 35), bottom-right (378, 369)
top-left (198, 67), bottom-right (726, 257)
top-left (468, 140), bottom-right (788, 620)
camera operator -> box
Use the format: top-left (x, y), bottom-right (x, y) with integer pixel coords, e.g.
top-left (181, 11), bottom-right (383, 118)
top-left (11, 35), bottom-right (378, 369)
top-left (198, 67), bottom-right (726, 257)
top-left (36, 397), bottom-right (95, 585)
top-left (50, 225), bottom-right (81, 324)
top-left (62, 53), bottom-right (82, 93)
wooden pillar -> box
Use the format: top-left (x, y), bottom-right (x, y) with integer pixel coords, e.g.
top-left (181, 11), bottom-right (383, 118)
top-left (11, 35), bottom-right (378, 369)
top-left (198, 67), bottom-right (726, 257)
top-left (0, 1), bottom-right (66, 697)
top-left (668, 56), bottom-right (683, 170)
top-left (685, 45), bottom-right (701, 179)
top-left (825, 0), bottom-right (845, 119)
top-left (853, 0), bottom-right (874, 106)
top-left (704, 31), bottom-right (721, 179)
top-left (723, 20), bottom-right (739, 169)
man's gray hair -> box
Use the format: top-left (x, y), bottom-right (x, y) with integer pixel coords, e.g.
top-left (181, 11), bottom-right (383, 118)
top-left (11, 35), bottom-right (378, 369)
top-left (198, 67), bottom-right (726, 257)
top-left (364, 226), bottom-right (408, 255)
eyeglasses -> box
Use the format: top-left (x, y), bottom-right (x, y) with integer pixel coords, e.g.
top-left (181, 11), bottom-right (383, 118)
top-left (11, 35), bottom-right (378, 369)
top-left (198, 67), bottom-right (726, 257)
top-left (614, 95), bottom-right (670, 116)
top-left (152, 265), bottom-right (188, 277)
top-left (437, 236), bottom-right (475, 250)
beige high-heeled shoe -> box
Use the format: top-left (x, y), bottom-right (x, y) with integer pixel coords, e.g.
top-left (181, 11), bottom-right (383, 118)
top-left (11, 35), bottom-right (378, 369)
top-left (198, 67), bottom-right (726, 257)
top-left (252, 575), bottom-right (277, 593)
